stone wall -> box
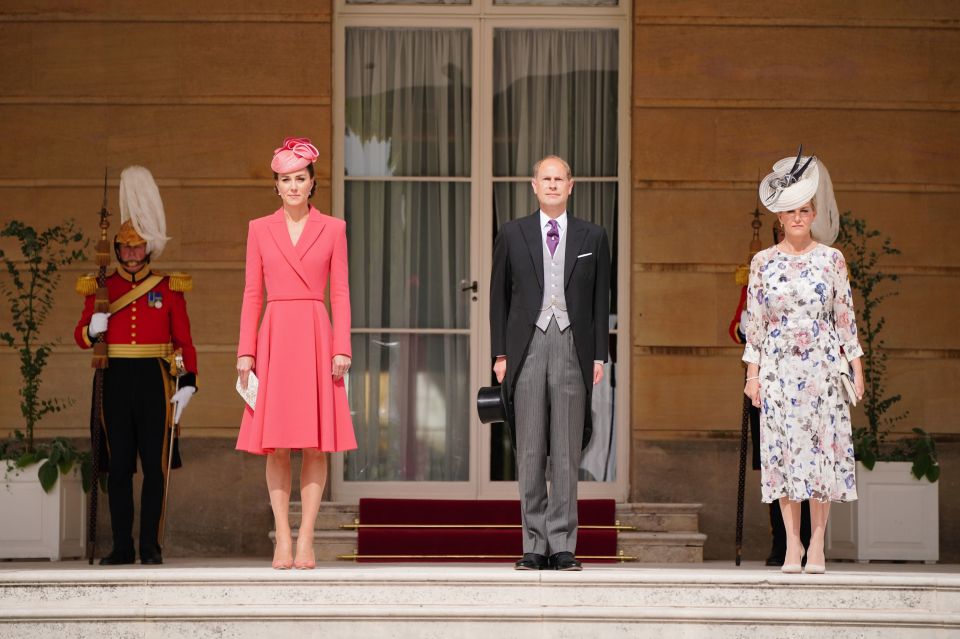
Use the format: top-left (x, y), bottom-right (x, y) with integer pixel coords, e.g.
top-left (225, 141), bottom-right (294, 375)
top-left (1, 0), bottom-right (958, 560)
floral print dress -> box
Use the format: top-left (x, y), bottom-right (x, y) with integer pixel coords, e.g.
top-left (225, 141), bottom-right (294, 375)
top-left (742, 244), bottom-right (863, 503)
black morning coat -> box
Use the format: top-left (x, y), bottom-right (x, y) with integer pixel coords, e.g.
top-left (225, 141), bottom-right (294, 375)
top-left (489, 210), bottom-right (611, 448)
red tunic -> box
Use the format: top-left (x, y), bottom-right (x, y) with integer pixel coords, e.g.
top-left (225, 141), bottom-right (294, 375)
top-left (74, 266), bottom-right (198, 378)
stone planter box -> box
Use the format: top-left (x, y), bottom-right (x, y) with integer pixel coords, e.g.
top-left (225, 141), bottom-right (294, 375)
top-left (827, 461), bottom-right (938, 563)
top-left (0, 462), bottom-right (86, 560)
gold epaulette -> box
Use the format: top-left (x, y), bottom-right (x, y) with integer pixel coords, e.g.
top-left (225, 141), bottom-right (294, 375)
top-left (75, 269), bottom-right (117, 295)
top-left (75, 274), bottom-right (97, 296)
top-left (166, 272), bottom-right (193, 293)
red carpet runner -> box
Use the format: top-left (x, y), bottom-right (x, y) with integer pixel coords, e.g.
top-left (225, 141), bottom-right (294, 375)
top-left (355, 498), bottom-right (618, 563)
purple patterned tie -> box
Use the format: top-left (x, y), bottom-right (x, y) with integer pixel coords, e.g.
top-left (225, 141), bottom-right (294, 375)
top-left (546, 219), bottom-right (560, 257)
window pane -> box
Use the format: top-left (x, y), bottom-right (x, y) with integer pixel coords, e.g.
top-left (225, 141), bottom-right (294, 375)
top-left (345, 28), bottom-right (472, 177)
top-left (345, 333), bottom-right (470, 481)
top-left (493, 29), bottom-right (618, 177)
top-left (496, 0), bottom-right (616, 5)
top-left (490, 178), bottom-right (618, 483)
top-left (348, 0), bottom-right (469, 4)
top-left (345, 181), bottom-right (471, 329)
top-left (493, 181), bottom-right (616, 243)
top-left (493, 181), bottom-right (618, 316)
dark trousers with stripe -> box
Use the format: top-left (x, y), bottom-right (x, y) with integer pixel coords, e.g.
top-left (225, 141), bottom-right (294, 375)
top-left (514, 317), bottom-right (587, 555)
top-left (102, 358), bottom-right (167, 555)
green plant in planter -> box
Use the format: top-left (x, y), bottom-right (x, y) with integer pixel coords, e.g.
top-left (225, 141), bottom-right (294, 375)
top-left (0, 219), bottom-right (91, 492)
top-left (838, 213), bottom-right (938, 482)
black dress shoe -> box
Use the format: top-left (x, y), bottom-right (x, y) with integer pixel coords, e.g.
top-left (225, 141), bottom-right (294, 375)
top-left (514, 553), bottom-right (548, 570)
top-left (99, 549), bottom-right (136, 565)
top-left (549, 551), bottom-right (582, 571)
top-left (140, 548), bottom-right (163, 565)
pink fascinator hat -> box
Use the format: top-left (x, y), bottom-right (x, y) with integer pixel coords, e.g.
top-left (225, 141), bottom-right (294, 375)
top-left (271, 137), bottom-right (319, 174)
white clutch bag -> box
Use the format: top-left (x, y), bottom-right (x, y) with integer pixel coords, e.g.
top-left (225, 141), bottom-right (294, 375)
top-left (236, 371), bottom-right (259, 409)
top-left (838, 360), bottom-right (857, 407)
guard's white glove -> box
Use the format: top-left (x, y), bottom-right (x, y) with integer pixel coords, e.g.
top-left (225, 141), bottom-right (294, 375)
top-left (170, 386), bottom-right (196, 423)
top-left (88, 312), bottom-right (110, 338)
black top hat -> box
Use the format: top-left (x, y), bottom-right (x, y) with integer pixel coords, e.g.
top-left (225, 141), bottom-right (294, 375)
top-left (476, 384), bottom-right (510, 425)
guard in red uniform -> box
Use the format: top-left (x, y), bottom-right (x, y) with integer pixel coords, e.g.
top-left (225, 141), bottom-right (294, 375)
top-left (75, 166), bottom-right (198, 565)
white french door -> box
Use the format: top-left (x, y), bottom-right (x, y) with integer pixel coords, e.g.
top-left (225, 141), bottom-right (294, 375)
top-left (331, 4), bottom-right (630, 502)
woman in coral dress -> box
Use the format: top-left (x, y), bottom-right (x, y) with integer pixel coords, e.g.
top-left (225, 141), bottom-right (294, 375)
top-left (743, 148), bottom-right (864, 575)
top-left (236, 137), bottom-right (356, 569)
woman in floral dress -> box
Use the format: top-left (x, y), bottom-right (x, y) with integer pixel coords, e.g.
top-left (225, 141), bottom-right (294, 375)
top-left (743, 148), bottom-right (865, 574)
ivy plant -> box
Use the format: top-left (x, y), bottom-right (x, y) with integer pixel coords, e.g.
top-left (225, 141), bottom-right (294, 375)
top-left (0, 219), bottom-right (91, 492)
top-left (838, 213), bottom-right (938, 482)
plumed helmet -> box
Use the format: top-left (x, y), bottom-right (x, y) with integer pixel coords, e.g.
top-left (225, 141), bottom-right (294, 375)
top-left (118, 165), bottom-right (169, 258)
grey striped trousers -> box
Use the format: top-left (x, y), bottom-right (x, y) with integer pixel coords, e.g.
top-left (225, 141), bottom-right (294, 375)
top-left (514, 316), bottom-right (586, 555)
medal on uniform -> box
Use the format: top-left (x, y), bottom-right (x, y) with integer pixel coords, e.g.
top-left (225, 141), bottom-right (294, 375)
top-left (148, 291), bottom-right (163, 309)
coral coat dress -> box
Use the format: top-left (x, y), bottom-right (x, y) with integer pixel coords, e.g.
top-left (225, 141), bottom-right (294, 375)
top-left (236, 207), bottom-right (357, 454)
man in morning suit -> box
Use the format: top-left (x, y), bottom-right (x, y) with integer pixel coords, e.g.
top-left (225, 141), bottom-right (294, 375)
top-left (490, 155), bottom-right (610, 571)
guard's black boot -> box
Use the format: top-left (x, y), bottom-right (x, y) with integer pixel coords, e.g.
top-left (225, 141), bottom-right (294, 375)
top-left (99, 548), bottom-right (136, 565)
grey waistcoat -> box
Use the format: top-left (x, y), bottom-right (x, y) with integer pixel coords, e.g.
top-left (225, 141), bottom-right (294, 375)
top-left (536, 226), bottom-right (570, 331)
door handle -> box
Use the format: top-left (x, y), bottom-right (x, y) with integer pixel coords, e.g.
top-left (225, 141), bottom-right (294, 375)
top-left (460, 279), bottom-right (478, 293)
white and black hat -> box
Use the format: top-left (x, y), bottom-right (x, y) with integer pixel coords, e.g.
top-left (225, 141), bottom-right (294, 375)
top-left (759, 145), bottom-right (839, 246)
top-left (759, 146), bottom-right (820, 213)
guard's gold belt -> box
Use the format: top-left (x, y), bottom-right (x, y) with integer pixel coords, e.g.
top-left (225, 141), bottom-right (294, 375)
top-left (108, 343), bottom-right (174, 358)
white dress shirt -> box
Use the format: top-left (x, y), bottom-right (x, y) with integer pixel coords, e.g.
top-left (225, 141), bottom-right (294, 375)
top-left (539, 210), bottom-right (568, 247)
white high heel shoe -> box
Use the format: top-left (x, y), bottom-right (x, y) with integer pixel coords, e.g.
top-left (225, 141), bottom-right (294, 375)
top-left (804, 544), bottom-right (826, 574)
top-left (781, 548), bottom-right (804, 574)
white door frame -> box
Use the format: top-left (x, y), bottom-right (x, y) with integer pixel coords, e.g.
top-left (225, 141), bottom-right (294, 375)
top-left (330, 6), bottom-right (631, 503)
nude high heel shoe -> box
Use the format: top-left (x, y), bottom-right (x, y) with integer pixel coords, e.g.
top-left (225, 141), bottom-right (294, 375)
top-left (294, 533), bottom-right (316, 570)
top-left (804, 541), bottom-right (826, 574)
top-left (781, 546), bottom-right (803, 574)
top-left (272, 536), bottom-right (294, 570)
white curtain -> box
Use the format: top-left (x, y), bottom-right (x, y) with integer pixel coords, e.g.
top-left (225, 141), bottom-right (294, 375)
top-left (345, 27), bottom-right (471, 177)
top-left (491, 29), bottom-right (619, 482)
top-left (344, 28), bottom-right (472, 481)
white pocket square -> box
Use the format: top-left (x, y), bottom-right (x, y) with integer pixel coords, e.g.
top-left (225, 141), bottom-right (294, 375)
top-left (577, 252), bottom-right (593, 258)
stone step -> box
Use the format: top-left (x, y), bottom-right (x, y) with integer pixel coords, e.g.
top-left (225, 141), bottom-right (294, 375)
top-left (615, 502), bottom-right (702, 533)
top-left (291, 502), bottom-right (360, 530)
top-left (1, 562), bottom-right (957, 638)
top-left (280, 502), bottom-right (706, 563)
top-left (268, 530), bottom-right (356, 562)
top-left (294, 502), bottom-right (704, 534)
top-left (619, 531), bottom-right (706, 562)
top-left (318, 531), bottom-right (707, 563)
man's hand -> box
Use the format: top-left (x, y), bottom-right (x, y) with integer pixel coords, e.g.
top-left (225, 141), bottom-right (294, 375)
top-left (88, 312), bottom-right (110, 338)
top-left (237, 356), bottom-right (255, 390)
top-left (593, 362), bottom-right (604, 385)
top-left (170, 386), bottom-right (196, 423)
top-left (493, 356), bottom-right (506, 384)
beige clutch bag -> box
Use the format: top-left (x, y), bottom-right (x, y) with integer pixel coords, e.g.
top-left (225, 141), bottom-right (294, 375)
top-left (236, 371), bottom-right (259, 409)
top-left (838, 360), bottom-right (857, 407)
